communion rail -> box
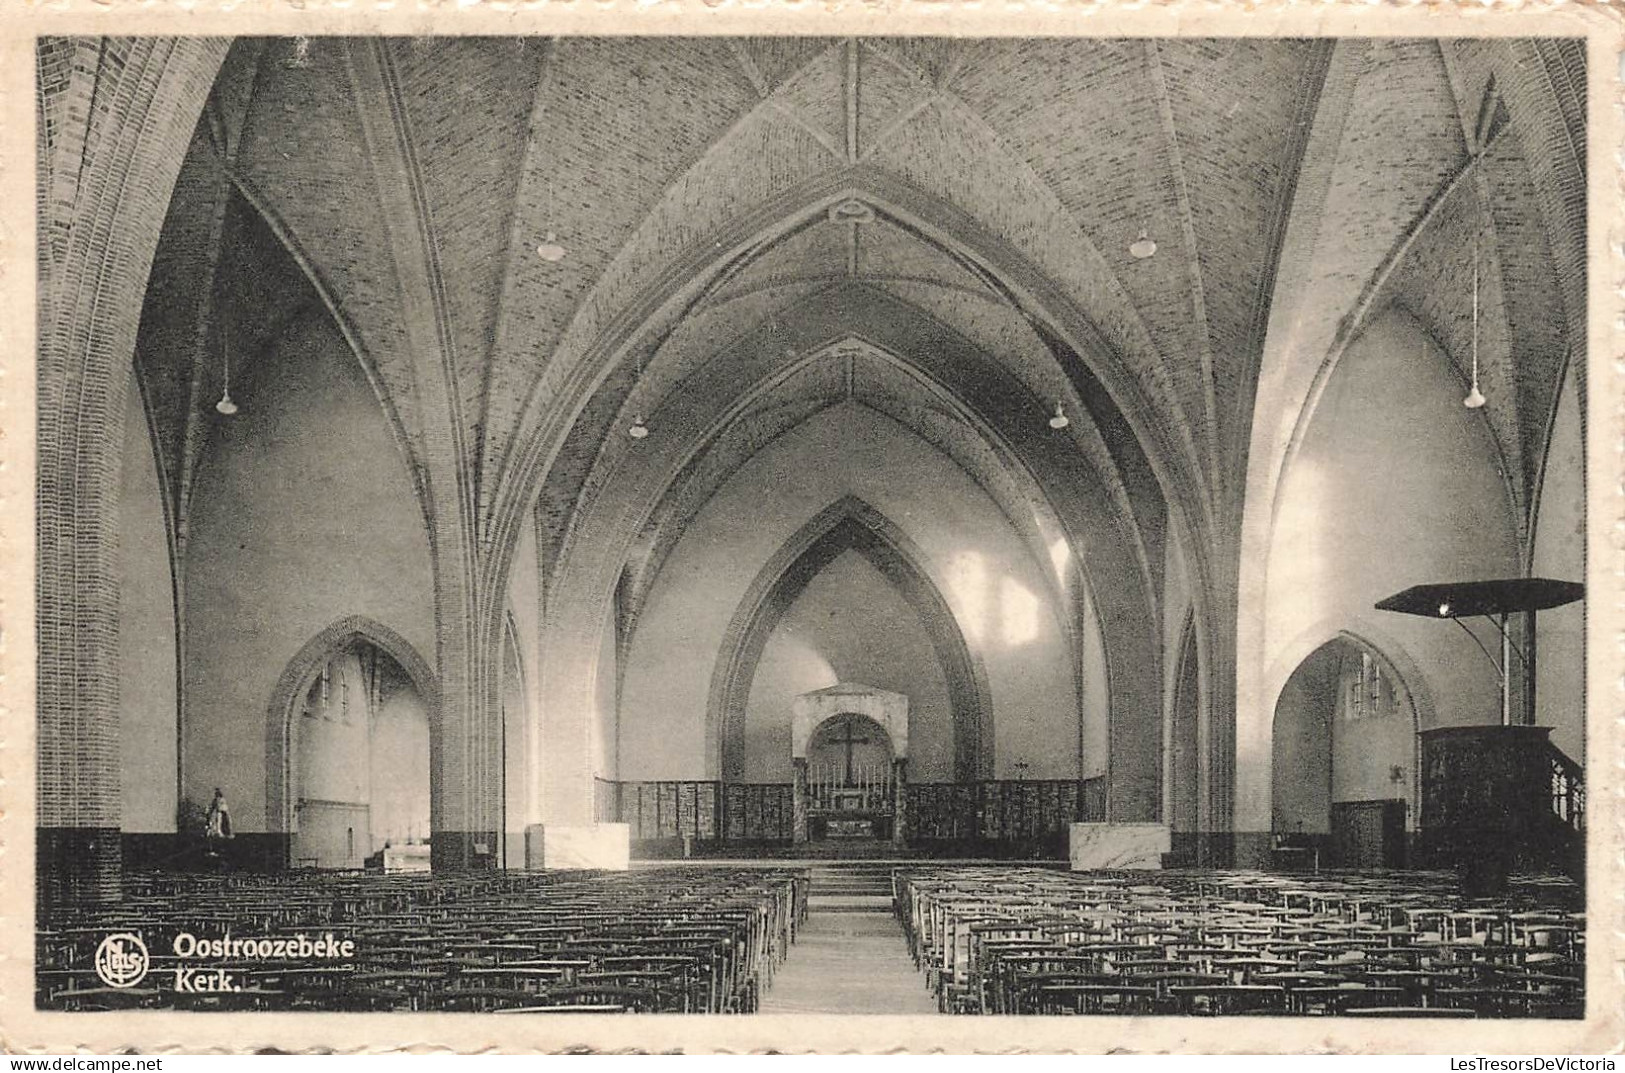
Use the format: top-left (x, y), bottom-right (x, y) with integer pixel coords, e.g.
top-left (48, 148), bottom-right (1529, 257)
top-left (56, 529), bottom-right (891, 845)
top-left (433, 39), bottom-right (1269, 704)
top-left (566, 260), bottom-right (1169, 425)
top-left (595, 777), bottom-right (1107, 857)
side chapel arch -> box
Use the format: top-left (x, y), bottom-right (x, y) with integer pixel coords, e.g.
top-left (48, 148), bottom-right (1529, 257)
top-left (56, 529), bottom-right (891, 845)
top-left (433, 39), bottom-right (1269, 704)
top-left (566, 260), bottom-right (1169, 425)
top-left (265, 615), bottom-right (439, 846)
top-left (1269, 628), bottom-right (1426, 853)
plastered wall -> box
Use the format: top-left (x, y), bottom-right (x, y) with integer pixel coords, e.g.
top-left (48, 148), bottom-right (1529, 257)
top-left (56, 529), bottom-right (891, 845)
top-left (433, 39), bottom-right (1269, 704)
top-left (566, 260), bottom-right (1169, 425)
top-left (181, 312), bottom-right (436, 830)
top-left (119, 371), bottom-right (180, 832)
top-left (1263, 311), bottom-right (1519, 755)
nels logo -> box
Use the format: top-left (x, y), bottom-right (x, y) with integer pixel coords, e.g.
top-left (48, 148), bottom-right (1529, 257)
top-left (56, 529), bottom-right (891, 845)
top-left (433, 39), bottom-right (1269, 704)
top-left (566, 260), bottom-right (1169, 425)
top-left (93, 932), bottom-right (150, 988)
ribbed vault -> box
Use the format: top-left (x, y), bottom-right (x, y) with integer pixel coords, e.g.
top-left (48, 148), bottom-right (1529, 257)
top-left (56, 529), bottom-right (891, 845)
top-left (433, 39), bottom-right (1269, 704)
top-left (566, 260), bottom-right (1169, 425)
top-left (710, 497), bottom-right (994, 782)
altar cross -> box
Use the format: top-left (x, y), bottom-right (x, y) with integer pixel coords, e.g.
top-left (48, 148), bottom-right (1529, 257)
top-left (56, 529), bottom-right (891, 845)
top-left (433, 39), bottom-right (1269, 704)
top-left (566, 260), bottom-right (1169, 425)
top-left (831, 718), bottom-right (872, 786)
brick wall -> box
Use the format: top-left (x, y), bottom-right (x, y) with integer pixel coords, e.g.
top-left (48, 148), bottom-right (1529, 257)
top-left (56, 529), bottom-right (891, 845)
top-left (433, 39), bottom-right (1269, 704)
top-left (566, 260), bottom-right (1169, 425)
top-left (36, 38), bottom-right (229, 901)
top-left (118, 368), bottom-right (179, 833)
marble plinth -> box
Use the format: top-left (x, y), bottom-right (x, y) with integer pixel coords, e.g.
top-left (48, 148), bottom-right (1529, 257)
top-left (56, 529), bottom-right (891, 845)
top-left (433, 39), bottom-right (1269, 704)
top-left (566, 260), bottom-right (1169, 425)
top-left (381, 843), bottom-right (431, 873)
top-left (525, 823), bottom-right (630, 870)
top-left (1069, 822), bottom-right (1171, 870)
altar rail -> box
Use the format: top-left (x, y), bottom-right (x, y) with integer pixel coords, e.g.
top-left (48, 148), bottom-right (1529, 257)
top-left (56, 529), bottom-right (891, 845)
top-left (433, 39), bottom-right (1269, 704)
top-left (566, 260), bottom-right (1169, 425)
top-left (595, 780), bottom-right (791, 844)
top-left (595, 778), bottom-right (1106, 855)
top-left (908, 779), bottom-right (1106, 853)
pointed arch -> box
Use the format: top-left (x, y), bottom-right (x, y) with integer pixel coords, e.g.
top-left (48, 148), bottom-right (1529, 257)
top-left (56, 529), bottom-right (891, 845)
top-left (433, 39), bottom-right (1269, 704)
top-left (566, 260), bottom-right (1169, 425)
top-left (1270, 630), bottom-right (1424, 847)
top-left (1167, 612), bottom-right (1202, 837)
top-left (708, 496), bottom-right (993, 783)
top-left (500, 610), bottom-right (530, 868)
top-left (513, 173), bottom-right (1174, 824)
top-left (265, 616), bottom-right (439, 841)
top-left (1266, 617), bottom-right (1437, 739)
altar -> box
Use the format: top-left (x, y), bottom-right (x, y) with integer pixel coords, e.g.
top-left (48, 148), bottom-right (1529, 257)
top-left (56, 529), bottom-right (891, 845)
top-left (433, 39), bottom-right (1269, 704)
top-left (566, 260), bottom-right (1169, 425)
top-left (823, 815), bottom-right (877, 839)
top-left (790, 684), bottom-right (909, 847)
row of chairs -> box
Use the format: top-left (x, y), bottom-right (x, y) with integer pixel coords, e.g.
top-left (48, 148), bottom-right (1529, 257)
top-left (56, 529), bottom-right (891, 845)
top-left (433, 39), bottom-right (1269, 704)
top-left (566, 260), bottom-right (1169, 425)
top-left (39, 867), bottom-right (810, 1013)
top-left (895, 868), bottom-right (1583, 1018)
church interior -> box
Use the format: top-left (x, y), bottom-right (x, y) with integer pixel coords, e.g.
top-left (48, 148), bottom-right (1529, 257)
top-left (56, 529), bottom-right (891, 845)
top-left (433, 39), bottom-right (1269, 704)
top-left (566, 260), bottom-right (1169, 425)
top-left (35, 35), bottom-right (1588, 1016)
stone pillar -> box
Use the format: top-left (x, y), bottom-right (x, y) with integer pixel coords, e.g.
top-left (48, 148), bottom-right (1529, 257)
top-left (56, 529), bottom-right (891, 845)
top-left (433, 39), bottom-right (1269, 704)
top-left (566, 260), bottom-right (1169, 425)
top-left (792, 758), bottom-right (809, 844)
top-left (892, 759), bottom-right (908, 848)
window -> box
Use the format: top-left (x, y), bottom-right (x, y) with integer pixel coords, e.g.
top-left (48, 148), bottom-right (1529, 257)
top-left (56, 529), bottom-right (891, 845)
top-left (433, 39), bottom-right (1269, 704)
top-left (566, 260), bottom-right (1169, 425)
top-left (1343, 650), bottom-right (1396, 721)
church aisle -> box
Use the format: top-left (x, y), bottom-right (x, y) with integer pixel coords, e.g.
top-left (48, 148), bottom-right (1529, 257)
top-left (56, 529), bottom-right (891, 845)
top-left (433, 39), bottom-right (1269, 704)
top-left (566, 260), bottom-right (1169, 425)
top-left (761, 865), bottom-right (940, 1015)
top-left (761, 911), bottom-right (942, 1015)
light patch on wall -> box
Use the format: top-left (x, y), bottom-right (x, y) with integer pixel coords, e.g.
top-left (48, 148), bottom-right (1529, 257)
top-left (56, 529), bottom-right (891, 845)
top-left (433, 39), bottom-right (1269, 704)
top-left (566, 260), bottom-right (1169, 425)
top-left (947, 551), bottom-right (1042, 647)
top-left (999, 576), bottom-right (1041, 647)
top-left (946, 551), bottom-right (988, 643)
top-left (768, 634), bottom-right (841, 695)
top-left (1271, 453), bottom-right (1329, 641)
top-left (1048, 537), bottom-right (1072, 587)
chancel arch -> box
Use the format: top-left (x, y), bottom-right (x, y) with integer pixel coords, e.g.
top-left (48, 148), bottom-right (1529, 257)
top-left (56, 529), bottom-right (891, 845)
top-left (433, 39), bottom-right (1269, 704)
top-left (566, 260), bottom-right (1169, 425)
top-left (613, 403), bottom-right (1081, 789)
top-left (543, 282), bottom-right (1158, 822)
top-left (711, 495), bottom-right (991, 783)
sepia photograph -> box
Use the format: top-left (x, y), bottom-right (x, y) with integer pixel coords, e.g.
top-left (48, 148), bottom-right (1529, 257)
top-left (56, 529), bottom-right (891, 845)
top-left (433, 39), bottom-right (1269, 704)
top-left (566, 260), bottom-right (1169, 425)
top-left (9, 14), bottom-right (1619, 1054)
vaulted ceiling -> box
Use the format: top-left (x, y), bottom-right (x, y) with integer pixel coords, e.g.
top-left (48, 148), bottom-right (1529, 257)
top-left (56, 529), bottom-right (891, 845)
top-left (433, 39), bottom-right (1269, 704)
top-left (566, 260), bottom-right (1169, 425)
top-left (124, 36), bottom-right (1586, 635)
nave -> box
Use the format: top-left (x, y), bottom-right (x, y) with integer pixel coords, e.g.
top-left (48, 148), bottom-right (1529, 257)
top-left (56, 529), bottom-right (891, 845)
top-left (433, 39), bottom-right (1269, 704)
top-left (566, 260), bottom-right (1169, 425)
top-left (37, 863), bottom-right (1582, 1018)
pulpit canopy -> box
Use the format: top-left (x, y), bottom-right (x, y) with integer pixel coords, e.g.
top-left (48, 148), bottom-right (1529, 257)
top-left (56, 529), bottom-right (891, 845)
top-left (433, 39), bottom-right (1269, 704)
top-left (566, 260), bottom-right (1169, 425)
top-left (792, 683), bottom-right (909, 760)
top-left (1375, 577), bottom-right (1584, 618)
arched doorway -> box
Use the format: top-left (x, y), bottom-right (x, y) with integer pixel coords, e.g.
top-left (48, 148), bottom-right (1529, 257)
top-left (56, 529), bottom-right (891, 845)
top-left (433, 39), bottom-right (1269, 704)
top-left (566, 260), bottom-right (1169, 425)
top-left (268, 619), bottom-right (436, 870)
top-left (1272, 635), bottom-right (1419, 869)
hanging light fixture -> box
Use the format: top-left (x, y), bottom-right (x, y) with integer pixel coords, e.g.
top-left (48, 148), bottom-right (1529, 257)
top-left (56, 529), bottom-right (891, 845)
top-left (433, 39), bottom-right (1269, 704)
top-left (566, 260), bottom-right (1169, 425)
top-left (536, 179), bottom-right (567, 262)
top-left (536, 231), bottom-right (567, 263)
top-left (1129, 229), bottom-right (1157, 260)
top-left (215, 302), bottom-right (238, 416)
top-left (626, 343), bottom-right (651, 441)
top-left (1463, 233), bottom-right (1486, 409)
top-left (1048, 402), bottom-right (1070, 430)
